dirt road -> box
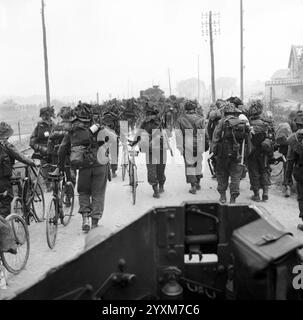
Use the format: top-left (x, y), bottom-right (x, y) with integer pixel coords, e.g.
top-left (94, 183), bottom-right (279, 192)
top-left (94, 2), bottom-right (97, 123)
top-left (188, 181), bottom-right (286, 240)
top-left (0, 138), bottom-right (302, 299)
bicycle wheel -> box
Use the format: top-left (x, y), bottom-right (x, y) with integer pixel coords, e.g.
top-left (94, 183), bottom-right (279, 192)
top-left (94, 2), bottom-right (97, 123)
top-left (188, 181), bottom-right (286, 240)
top-left (0, 214), bottom-right (30, 274)
top-left (31, 183), bottom-right (45, 222)
top-left (11, 197), bottom-right (24, 219)
top-left (60, 181), bottom-right (75, 226)
top-left (46, 198), bottom-right (58, 249)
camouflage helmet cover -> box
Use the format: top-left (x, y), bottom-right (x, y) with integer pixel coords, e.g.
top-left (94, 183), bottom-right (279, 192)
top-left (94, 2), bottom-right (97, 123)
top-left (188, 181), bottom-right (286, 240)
top-left (248, 100), bottom-right (264, 117)
top-left (58, 106), bottom-right (72, 119)
top-left (222, 102), bottom-right (242, 115)
top-left (72, 103), bottom-right (92, 122)
top-left (184, 100), bottom-right (198, 111)
top-left (40, 106), bottom-right (54, 117)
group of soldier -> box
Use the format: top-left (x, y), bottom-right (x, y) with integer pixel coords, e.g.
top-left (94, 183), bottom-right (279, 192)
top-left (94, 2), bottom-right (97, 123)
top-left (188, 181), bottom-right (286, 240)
top-left (1, 93), bottom-right (303, 235)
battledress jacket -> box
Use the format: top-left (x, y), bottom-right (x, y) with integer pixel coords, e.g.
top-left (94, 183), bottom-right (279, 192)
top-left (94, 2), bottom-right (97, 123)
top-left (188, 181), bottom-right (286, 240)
top-left (29, 121), bottom-right (53, 150)
top-left (0, 140), bottom-right (35, 176)
top-left (285, 134), bottom-right (303, 183)
top-left (175, 111), bottom-right (205, 156)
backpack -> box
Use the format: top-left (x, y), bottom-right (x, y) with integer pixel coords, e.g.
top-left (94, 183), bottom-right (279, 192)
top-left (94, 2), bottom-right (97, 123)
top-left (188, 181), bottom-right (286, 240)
top-left (223, 116), bottom-right (247, 142)
top-left (69, 124), bottom-right (98, 169)
top-left (0, 142), bottom-right (13, 178)
top-left (250, 118), bottom-right (269, 146)
top-left (275, 122), bottom-right (292, 146)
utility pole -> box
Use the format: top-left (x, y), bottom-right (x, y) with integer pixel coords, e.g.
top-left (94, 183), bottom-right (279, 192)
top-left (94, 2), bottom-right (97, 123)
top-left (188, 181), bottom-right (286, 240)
top-left (197, 55), bottom-right (200, 102)
top-left (202, 11), bottom-right (220, 104)
top-left (96, 92), bottom-right (99, 104)
top-left (240, 0), bottom-right (244, 101)
top-left (209, 12), bottom-right (216, 103)
top-left (168, 68), bottom-right (172, 96)
top-left (41, 0), bottom-right (51, 108)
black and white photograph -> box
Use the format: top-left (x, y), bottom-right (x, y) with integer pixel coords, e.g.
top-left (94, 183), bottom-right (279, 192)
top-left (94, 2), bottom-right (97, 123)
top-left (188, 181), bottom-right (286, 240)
top-left (1, 0), bottom-right (303, 306)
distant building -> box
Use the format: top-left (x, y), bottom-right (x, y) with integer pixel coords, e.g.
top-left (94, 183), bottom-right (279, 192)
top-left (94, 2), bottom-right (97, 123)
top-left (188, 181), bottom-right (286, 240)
top-left (266, 45), bottom-right (303, 101)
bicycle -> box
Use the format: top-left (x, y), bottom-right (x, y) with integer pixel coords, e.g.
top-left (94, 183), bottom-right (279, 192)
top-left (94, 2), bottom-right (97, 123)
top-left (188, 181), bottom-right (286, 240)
top-left (0, 192), bottom-right (30, 274)
top-left (15, 165), bottom-right (45, 225)
top-left (127, 141), bottom-right (140, 205)
top-left (46, 166), bottom-right (75, 249)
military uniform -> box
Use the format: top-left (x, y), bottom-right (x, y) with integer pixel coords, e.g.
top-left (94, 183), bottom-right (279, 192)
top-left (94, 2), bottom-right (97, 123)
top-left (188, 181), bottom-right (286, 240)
top-left (176, 100), bottom-right (205, 194)
top-left (135, 105), bottom-right (167, 198)
top-left (47, 107), bottom-right (76, 186)
top-left (30, 107), bottom-right (54, 191)
top-left (102, 109), bottom-right (120, 178)
top-left (0, 122), bottom-right (35, 218)
top-left (212, 103), bottom-right (248, 204)
top-left (58, 104), bottom-right (108, 232)
top-left (285, 128), bottom-right (303, 231)
top-left (247, 101), bottom-right (274, 202)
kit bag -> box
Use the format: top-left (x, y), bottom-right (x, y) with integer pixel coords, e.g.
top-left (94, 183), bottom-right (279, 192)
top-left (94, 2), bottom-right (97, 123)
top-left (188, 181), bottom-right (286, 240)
top-left (250, 118), bottom-right (268, 146)
top-left (69, 125), bottom-right (95, 169)
top-left (223, 116), bottom-right (247, 142)
top-left (231, 218), bottom-right (303, 300)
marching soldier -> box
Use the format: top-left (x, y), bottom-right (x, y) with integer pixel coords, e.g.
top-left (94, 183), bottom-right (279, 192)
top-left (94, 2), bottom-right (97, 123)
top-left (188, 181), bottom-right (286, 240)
top-left (58, 104), bottom-right (109, 232)
top-left (247, 100), bottom-right (274, 202)
top-left (175, 100), bottom-right (205, 194)
top-left (102, 105), bottom-right (121, 178)
top-left (30, 106), bottom-right (54, 192)
top-left (132, 104), bottom-right (168, 198)
top-left (212, 102), bottom-right (249, 204)
top-left (47, 106), bottom-right (76, 187)
top-left (285, 113), bottom-right (303, 231)
top-left (0, 122), bottom-right (36, 219)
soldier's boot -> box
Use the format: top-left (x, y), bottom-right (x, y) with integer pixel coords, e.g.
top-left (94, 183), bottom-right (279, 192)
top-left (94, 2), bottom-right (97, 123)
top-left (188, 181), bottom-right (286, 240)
top-left (285, 185), bottom-right (291, 198)
top-left (196, 178), bottom-right (201, 191)
top-left (251, 190), bottom-right (261, 202)
top-left (189, 183), bottom-right (197, 195)
top-left (152, 185), bottom-right (160, 199)
top-left (219, 192), bottom-right (227, 204)
top-left (230, 194), bottom-right (238, 204)
top-left (262, 187), bottom-right (269, 201)
top-left (82, 215), bottom-right (90, 233)
top-left (159, 183), bottom-right (165, 194)
top-left (91, 218), bottom-right (99, 229)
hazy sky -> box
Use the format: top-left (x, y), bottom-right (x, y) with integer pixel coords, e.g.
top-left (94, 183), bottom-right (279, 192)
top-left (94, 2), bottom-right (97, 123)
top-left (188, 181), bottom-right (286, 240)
top-left (0, 0), bottom-right (303, 100)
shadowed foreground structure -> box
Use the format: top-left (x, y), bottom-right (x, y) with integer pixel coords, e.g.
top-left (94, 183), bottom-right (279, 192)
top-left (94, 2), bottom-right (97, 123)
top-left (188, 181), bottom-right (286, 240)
top-left (14, 202), bottom-right (303, 300)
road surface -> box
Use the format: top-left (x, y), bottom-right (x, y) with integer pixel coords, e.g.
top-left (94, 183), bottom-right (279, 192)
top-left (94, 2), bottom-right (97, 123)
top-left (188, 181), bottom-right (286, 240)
top-left (0, 137), bottom-right (302, 299)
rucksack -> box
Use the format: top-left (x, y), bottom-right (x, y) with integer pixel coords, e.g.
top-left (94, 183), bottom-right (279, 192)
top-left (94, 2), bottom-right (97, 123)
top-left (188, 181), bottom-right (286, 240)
top-left (250, 118), bottom-right (269, 146)
top-left (69, 124), bottom-right (98, 169)
top-left (0, 142), bottom-right (13, 178)
top-left (223, 116), bottom-right (247, 142)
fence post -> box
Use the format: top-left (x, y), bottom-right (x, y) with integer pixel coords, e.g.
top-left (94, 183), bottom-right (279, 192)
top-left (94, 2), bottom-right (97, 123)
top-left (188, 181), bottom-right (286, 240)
top-left (18, 121), bottom-right (21, 143)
